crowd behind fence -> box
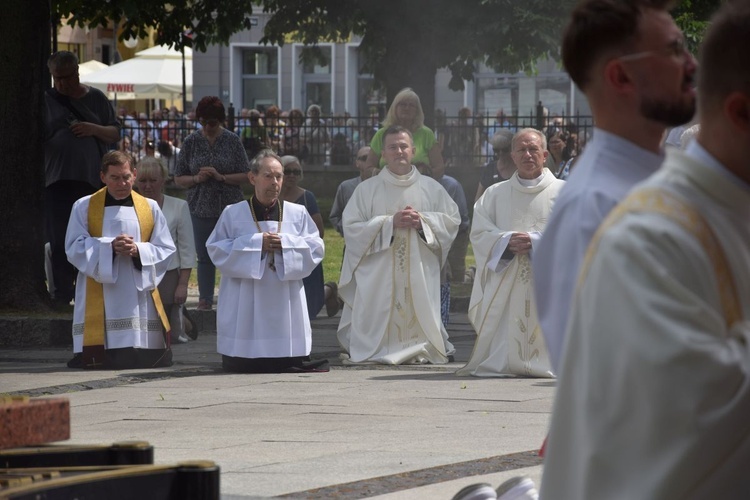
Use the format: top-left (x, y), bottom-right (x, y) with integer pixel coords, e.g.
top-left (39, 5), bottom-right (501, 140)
top-left (117, 108), bottom-right (594, 172)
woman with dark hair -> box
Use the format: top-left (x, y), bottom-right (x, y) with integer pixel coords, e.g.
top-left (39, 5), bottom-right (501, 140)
top-left (546, 129), bottom-right (569, 174)
top-left (174, 96), bottom-right (250, 310)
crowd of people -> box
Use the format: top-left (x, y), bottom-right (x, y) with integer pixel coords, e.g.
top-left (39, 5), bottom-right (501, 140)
top-left (43, 0), bottom-right (750, 495)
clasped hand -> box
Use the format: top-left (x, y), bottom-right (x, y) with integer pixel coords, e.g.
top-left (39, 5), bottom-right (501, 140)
top-left (112, 234), bottom-right (139, 257)
top-left (507, 232), bottom-right (532, 255)
top-left (69, 121), bottom-right (95, 138)
top-left (262, 232), bottom-right (282, 253)
top-left (393, 206), bottom-right (422, 230)
top-left (196, 166), bottom-right (224, 183)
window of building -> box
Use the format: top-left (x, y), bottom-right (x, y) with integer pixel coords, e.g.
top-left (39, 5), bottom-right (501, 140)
top-left (302, 46), bottom-right (332, 114)
top-left (242, 48), bottom-right (278, 111)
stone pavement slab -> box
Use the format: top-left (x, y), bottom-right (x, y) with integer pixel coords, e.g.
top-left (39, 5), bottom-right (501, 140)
top-left (0, 313), bottom-right (553, 498)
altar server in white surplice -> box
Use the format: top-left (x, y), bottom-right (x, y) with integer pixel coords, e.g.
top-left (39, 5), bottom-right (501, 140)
top-left (207, 151), bottom-right (327, 373)
top-left (457, 129), bottom-right (564, 378)
top-left (65, 151), bottom-right (176, 369)
top-left (542, 4), bottom-right (750, 496)
top-left (338, 126), bottom-right (460, 365)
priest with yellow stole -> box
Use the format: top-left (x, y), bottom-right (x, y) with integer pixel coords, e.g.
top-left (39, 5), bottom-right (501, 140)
top-left (65, 150), bottom-right (175, 369)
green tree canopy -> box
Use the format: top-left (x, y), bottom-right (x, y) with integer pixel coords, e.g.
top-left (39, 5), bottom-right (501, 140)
top-left (56, 0), bottom-right (573, 119)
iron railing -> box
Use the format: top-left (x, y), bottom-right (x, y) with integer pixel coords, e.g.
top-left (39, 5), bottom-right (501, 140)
top-left (118, 109), bottom-right (594, 170)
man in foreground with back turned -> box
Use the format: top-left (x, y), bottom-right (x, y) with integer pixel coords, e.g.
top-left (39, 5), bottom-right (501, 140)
top-left (542, 1), bottom-right (750, 496)
top-left (532, 0), bottom-right (698, 373)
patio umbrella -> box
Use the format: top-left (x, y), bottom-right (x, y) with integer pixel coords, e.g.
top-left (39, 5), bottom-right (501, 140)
top-left (80, 44), bottom-right (192, 101)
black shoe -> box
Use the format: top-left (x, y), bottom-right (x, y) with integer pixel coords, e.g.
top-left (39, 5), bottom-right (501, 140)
top-left (287, 358), bottom-right (330, 373)
top-left (67, 353), bottom-right (83, 369)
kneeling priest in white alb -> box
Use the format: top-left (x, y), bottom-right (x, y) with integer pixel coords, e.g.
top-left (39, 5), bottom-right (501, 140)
top-left (457, 129), bottom-right (564, 378)
top-left (207, 151), bottom-right (327, 373)
top-left (66, 151), bottom-right (175, 369)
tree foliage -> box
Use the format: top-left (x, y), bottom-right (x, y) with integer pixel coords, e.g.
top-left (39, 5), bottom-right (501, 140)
top-left (53, 0), bottom-right (257, 52)
top-left (258, 0), bottom-right (572, 112)
top-left (55, 0), bottom-right (572, 114)
top-left (672, 0), bottom-right (724, 54)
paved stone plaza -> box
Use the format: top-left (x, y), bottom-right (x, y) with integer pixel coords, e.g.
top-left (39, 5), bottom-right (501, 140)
top-left (0, 310), bottom-right (551, 499)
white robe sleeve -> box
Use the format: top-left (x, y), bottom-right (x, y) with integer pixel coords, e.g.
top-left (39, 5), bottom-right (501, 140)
top-left (276, 209), bottom-right (325, 281)
top-left (133, 204), bottom-right (176, 291)
top-left (207, 203), bottom-right (324, 282)
top-left (339, 191), bottom-right (395, 289)
top-left (65, 198), bottom-right (118, 284)
top-left (471, 191), bottom-right (514, 276)
top-left (418, 199), bottom-right (460, 265)
top-left (207, 209), bottom-right (266, 280)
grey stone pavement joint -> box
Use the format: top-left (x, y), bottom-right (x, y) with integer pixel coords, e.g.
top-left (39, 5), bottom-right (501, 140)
top-left (276, 451), bottom-right (543, 499)
top-left (0, 311), bottom-right (552, 499)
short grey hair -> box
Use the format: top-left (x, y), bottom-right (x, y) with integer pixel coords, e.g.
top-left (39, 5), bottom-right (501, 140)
top-left (48, 50), bottom-right (79, 70)
top-left (250, 149), bottom-right (282, 173)
top-left (512, 128), bottom-right (547, 151)
top-left (489, 130), bottom-right (514, 154)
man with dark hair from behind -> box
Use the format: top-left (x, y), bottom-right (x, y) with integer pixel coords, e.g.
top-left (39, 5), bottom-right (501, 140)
top-left (542, 1), bottom-right (750, 496)
top-left (532, 0), bottom-right (698, 374)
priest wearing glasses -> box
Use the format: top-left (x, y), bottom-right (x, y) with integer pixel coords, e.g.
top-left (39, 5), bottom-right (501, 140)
top-left (65, 151), bottom-right (175, 369)
top-left (206, 150), bottom-right (327, 373)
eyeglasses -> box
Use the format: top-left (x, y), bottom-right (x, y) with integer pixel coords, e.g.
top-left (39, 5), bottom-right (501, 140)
top-left (618, 38), bottom-right (690, 63)
top-left (284, 169), bottom-right (302, 176)
top-left (356, 155), bottom-right (369, 162)
top-left (52, 71), bottom-right (78, 82)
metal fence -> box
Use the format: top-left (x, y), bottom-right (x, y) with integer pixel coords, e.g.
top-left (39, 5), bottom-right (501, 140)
top-left (119, 109), bottom-right (594, 170)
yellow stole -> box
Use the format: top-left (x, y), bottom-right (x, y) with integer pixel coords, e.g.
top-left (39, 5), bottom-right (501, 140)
top-left (581, 188), bottom-right (741, 327)
top-left (83, 188), bottom-right (171, 367)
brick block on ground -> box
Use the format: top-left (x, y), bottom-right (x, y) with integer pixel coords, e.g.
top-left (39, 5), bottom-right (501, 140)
top-left (0, 397), bottom-right (70, 450)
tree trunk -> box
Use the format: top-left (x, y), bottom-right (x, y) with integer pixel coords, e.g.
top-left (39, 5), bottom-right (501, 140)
top-left (375, 0), bottom-right (439, 129)
top-left (0, 1), bottom-right (52, 311)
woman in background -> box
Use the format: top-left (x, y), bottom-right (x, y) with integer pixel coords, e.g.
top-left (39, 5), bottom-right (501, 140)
top-left (279, 155), bottom-right (332, 319)
top-left (364, 88), bottom-right (445, 178)
top-left (174, 96), bottom-right (249, 311)
top-left (136, 157), bottom-right (197, 342)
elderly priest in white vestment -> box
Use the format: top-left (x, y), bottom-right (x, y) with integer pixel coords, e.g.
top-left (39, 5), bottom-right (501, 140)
top-left (457, 128), bottom-right (564, 378)
top-left (337, 125), bottom-right (460, 365)
top-left (65, 151), bottom-right (176, 369)
top-left (541, 3), bottom-right (750, 496)
top-left (207, 151), bottom-right (327, 373)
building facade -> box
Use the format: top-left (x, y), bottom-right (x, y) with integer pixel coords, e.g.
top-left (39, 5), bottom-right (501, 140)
top-left (193, 11), bottom-right (590, 119)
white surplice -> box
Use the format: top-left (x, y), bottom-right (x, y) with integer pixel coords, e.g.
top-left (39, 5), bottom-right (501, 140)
top-left (206, 201), bottom-right (324, 359)
top-left (337, 166), bottom-right (460, 365)
top-left (533, 129), bottom-right (665, 373)
top-left (541, 146), bottom-right (750, 499)
top-left (457, 169), bottom-right (564, 378)
top-left (66, 196), bottom-right (176, 352)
